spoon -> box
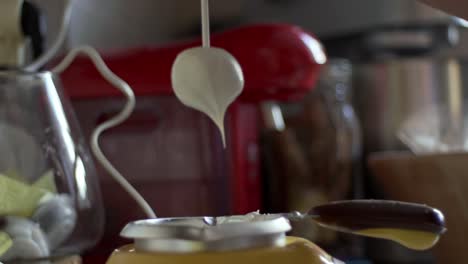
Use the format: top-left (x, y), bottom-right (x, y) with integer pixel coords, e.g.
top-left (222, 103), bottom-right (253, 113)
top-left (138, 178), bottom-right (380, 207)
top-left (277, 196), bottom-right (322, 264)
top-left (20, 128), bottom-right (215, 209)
top-left (171, 0), bottom-right (244, 147)
top-left (282, 200), bottom-right (446, 251)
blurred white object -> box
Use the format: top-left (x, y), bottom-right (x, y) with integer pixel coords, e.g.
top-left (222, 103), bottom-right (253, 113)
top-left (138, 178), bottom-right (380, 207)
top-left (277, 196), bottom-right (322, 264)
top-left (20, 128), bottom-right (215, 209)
top-left (0, 217), bottom-right (49, 261)
top-left (0, 123), bottom-right (46, 181)
top-left (398, 102), bottom-right (468, 154)
top-left (397, 59), bottom-right (466, 154)
top-left (33, 195), bottom-right (77, 250)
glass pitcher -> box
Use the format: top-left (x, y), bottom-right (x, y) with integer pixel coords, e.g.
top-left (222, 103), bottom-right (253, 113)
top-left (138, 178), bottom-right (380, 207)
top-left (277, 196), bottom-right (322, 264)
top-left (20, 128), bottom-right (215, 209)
top-left (0, 70), bottom-right (104, 260)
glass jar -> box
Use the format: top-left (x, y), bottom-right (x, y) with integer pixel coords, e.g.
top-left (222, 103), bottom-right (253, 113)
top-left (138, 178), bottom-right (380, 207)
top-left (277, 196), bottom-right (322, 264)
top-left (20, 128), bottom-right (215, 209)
top-left (0, 71), bottom-right (104, 261)
top-left (262, 59), bottom-right (363, 259)
top-left (320, 59), bottom-right (362, 201)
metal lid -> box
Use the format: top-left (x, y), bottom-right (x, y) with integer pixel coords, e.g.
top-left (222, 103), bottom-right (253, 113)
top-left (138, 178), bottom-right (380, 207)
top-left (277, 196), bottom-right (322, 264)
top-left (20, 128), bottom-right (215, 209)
top-left (120, 214), bottom-right (291, 253)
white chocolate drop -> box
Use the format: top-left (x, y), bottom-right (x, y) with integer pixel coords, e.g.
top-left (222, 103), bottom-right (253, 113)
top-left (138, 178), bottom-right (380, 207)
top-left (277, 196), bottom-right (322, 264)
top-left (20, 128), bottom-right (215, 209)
top-left (171, 47), bottom-right (244, 147)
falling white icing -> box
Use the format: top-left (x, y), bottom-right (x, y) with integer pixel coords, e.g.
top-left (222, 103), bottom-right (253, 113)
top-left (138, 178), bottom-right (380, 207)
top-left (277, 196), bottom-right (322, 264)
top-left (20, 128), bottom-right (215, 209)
top-left (171, 47), bottom-right (244, 147)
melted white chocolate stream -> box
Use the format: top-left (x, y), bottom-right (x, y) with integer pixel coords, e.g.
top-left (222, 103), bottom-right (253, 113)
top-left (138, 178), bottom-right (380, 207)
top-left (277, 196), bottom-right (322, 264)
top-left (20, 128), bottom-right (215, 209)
top-left (171, 0), bottom-right (244, 147)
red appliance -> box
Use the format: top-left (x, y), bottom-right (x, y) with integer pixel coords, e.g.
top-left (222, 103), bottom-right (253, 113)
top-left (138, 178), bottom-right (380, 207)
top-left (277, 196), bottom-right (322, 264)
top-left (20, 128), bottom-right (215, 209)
top-left (59, 24), bottom-right (325, 260)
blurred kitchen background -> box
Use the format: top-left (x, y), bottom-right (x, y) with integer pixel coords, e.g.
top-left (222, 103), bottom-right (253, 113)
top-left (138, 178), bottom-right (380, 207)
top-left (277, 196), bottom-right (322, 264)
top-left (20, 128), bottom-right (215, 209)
top-left (35, 0), bottom-right (468, 263)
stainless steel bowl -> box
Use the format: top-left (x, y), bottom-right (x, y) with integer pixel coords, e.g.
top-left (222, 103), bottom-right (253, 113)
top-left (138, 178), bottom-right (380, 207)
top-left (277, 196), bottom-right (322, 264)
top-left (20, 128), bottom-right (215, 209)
top-left (352, 56), bottom-right (468, 152)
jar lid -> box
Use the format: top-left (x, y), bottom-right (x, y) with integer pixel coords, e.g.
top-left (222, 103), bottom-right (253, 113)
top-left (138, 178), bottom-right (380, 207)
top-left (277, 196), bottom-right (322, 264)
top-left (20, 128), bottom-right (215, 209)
top-left (120, 214), bottom-right (291, 253)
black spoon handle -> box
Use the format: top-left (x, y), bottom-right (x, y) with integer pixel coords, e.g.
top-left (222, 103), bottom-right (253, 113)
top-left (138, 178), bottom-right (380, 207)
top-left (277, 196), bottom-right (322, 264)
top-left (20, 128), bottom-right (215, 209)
top-left (307, 200), bottom-right (446, 235)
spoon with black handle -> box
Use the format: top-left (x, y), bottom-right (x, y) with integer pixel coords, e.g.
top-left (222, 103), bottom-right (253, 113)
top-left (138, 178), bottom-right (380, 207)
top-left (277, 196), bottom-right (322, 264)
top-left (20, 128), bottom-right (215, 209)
top-left (281, 200), bottom-right (446, 250)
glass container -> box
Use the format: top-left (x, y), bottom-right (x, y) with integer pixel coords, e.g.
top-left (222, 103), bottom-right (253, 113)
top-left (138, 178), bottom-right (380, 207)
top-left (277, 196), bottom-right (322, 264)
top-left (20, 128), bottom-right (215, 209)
top-left (260, 59), bottom-right (363, 259)
top-left (288, 59), bottom-right (363, 259)
top-left (0, 70), bottom-right (104, 261)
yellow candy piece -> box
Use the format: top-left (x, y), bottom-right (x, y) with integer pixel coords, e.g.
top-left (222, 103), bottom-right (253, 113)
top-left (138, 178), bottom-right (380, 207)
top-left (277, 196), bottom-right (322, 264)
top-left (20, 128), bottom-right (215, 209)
top-left (33, 170), bottom-right (57, 194)
top-left (0, 175), bottom-right (48, 217)
top-left (0, 231), bottom-right (13, 256)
